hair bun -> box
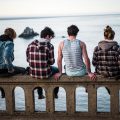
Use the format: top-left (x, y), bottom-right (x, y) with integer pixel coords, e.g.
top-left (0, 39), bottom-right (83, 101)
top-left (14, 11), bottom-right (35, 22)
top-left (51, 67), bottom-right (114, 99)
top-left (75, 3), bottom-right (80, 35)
top-left (106, 25), bottom-right (112, 31)
top-left (104, 25), bottom-right (115, 40)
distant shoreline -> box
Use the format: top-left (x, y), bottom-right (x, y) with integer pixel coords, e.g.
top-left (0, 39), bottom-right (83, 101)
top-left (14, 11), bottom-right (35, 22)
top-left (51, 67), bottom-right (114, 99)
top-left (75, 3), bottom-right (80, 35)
top-left (0, 13), bottom-right (120, 20)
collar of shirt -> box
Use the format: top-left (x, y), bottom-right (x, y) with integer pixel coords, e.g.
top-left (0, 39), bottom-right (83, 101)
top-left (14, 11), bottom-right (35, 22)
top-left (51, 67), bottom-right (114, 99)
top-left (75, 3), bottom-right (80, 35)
top-left (39, 38), bottom-right (50, 43)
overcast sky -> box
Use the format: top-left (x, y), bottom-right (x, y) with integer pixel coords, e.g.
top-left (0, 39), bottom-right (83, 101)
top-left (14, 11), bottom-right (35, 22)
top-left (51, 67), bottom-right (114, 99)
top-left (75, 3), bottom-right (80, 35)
top-left (0, 0), bottom-right (120, 17)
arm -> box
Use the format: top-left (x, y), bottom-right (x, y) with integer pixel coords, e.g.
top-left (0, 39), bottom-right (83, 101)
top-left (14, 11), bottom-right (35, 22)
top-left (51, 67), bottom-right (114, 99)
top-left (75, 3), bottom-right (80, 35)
top-left (81, 41), bottom-right (96, 80)
top-left (57, 41), bottom-right (63, 75)
top-left (54, 41), bottom-right (63, 80)
top-left (26, 46), bottom-right (29, 62)
top-left (92, 46), bottom-right (98, 67)
top-left (48, 45), bottom-right (55, 65)
top-left (81, 41), bottom-right (91, 73)
top-left (118, 47), bottom-right (120, 71)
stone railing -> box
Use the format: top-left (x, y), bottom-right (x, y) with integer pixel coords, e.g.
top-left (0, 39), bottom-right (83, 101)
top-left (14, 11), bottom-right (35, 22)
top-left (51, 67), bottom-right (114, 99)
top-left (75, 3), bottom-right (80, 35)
top-left (0, 75), bottom-right (120, 120)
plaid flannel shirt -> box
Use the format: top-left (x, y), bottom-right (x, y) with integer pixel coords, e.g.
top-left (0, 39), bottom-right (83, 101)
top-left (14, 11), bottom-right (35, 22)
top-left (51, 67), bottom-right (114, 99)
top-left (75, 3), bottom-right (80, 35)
top-left (92, 43), bottom-right (120, 77)
top-left (26, 40), bottom-right (55, 79)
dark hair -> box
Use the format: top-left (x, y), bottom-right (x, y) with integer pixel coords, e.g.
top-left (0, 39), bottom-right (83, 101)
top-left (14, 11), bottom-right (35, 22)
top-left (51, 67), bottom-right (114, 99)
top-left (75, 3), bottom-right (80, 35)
top-left (104, 26), bottom-right (115, 40)
top-left (67, 25), bottom-right (79, 36)
top-left (40, 27), bottom-right (54, 38)
top-left (4, 28), bottom-right (16, 39)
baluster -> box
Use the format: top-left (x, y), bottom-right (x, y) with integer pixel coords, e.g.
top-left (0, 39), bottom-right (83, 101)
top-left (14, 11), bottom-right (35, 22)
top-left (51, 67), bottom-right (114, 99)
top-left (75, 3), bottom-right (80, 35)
top-left (66, 86), bottom-right (75, 114)
top-left (46, 86), bottom-right (54, 113)
top-left (87, 85), bottom-right (97, 115)
top-left (5, 85), bottom-right (15, 115)
top-left (24, 85), bottom-right (34, 114)
top-left (110, 86), bottom-right (119, 114)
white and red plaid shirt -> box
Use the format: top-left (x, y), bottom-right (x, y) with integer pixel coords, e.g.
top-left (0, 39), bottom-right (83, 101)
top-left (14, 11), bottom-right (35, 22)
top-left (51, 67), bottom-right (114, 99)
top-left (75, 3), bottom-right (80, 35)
top-left (26, 39), bottom-right (55, 79)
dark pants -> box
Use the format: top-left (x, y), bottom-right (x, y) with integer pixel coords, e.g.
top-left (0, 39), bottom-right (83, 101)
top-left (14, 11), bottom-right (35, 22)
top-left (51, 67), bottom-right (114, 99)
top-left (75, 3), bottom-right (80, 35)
top-left (0, 66), bottom-right (26, 98)
top-left (37, 66), bottom-right (59, 97)
top-left (37, 87), bottom-right (59, 97)
top-left (0, 88), bottom-right (5, 98)
top-left (0, 66), bottom-right (26, 77)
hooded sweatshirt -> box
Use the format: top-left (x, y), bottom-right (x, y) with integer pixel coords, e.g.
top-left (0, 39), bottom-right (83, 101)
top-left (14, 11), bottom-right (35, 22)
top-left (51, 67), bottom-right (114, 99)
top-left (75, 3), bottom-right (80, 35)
top-left (92, 40), bottom-right (120, 77)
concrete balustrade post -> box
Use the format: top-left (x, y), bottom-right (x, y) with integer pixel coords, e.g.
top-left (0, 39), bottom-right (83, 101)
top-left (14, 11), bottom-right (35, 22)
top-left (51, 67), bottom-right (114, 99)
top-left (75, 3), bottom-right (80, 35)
top-left (24, 86), bottom-right (34, 114)
top-left (110, 86), bottom-right (119, 115)
top-left (46, 86), bottom-right (54, 113)
top-left (87, 85), bottom-right (97, 115)
top-left (66, 86), bottom-right (75, 114)
top-left (5, 85), bottom-right (15, 115)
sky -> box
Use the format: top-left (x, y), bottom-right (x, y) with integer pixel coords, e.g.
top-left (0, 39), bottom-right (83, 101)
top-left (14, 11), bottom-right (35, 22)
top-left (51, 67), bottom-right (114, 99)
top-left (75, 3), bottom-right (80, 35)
top-left (0, 0), bottom-right (120, 17)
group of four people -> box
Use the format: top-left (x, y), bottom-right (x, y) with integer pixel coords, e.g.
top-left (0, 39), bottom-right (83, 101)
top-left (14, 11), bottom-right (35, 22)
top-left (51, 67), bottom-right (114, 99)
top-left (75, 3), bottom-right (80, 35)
top-left (0, 25), bottom-right (120, 99)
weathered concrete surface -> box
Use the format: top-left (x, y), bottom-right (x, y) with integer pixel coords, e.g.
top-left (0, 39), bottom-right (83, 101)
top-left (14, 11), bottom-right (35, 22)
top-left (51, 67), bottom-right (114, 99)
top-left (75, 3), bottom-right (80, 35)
top-left (0, 75), bottom-right (120, 120)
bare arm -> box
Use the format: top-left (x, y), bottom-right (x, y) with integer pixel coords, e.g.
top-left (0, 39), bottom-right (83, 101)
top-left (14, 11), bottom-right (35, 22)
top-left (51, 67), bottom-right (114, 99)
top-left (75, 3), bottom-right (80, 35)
top-left (81, 41), bottom-right (96, 80)
top-left (54, 41), bottom-right (63, 80)
top-left (57, 41), bottom-right (63, 75)
top-left (81, 41), bottom-right (91, 73)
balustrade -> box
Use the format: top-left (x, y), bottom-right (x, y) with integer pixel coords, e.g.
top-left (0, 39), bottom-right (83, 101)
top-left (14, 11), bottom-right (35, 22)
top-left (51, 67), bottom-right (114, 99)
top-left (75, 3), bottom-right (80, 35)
top-left (0, 75), bottom-right (120, 120)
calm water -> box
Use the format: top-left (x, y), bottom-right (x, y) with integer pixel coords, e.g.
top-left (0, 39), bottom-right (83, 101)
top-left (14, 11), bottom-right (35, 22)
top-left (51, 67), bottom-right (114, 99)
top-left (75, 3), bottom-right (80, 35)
top-left (0, 14), bottom-right (120, 112)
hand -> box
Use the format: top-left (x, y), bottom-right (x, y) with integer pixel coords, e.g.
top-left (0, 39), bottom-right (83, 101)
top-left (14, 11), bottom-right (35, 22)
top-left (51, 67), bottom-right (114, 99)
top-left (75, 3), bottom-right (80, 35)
top-left (88, 72), bottom-right (96, 81)
top-left (53, 73), bottom-right (62, 80)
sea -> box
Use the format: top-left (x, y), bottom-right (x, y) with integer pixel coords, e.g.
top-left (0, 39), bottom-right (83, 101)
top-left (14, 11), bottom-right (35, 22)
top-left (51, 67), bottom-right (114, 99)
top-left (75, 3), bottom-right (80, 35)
top-left (0, 14), bottom-right (120, 112)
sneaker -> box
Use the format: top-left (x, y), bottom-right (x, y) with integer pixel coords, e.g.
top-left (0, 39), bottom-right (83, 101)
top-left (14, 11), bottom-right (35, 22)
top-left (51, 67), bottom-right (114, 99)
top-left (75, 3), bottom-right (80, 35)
top-left (1, 92), bottom-right (5, 98)
top-left (38, 95), bottom-right (45, 99)
top-left (54, 94), bottom-right (58, 99)
top-left (106, 87), bottom-right (110, 95)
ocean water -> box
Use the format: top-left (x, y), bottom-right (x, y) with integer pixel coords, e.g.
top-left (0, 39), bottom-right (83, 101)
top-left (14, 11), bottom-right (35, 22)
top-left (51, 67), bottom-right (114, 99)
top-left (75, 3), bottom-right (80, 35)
top-left (0, 14), bottom-right (120, 112)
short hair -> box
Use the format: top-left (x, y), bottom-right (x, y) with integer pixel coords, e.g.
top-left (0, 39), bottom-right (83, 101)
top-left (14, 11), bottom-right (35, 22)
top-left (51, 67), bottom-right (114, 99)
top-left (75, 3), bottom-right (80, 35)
top-left (40, 27), bottom-right (55, 38)
top-left (104, 26), bottom-right (115, 40)
top-left (4, 28), bottom-right (16, 39)
top-left (67, 25), bottom-right (79, 36)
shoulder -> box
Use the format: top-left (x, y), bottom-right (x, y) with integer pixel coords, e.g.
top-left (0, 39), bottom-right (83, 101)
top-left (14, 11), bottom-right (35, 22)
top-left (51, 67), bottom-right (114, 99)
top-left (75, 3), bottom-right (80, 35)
top-left (59, 40), bottom-right (64, 50)
top-left (117, 44), bottom-right (120, 53)
top-left (79, 40), bottom-right (86, 49)
top-left (47, 42), bottom-right (54, 49)
top-left (93, 46), bottom-right (99, 52)
top-left (28, 40), bottom-right (38, 46)
top-left (113, 42), bottom-right (120, 49)
top-left (59, 40), bottom-right (64, 45)
top-left (5, 41), bottom-right (14, 47)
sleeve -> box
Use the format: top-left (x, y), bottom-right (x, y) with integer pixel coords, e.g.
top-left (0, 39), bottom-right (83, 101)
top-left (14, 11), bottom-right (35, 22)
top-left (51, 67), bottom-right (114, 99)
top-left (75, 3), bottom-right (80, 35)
top-left (92, 46), bottom-right (98, 67)
top-left (48, 44), bottom-right (55, 65)
top-left (118, 47), bottom-right (120, 70)
top-left (4, 42), bottom-right (14, 71)
top-left (26, 45), bottom-right (30, 62)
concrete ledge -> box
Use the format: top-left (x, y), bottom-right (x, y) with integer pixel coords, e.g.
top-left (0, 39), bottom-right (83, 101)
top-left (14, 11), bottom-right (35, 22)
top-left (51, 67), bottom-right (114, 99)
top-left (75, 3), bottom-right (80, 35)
top-left (0, 75), bottom-right (120, 120)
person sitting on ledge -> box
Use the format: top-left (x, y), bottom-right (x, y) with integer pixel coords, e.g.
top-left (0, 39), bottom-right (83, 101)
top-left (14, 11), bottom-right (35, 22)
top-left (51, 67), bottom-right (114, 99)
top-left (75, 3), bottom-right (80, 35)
top-left (0, 28), bottom-right (26, 98)
top-left (26, 27), bottom-right (59, 99)
top-left (92, 25), bottom-right (120, 79)
top-left (54, 25), bottom-right (96, 80)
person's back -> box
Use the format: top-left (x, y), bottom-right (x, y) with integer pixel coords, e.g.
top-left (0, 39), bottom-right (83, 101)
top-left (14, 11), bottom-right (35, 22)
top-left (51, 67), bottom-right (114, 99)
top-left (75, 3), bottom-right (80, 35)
top-left (0, 34), bottom-right (14, 70)
top-left (0, 28), bottom-right (26, 76)
top-left (62, 39), bottom-right (86, 76)
top-left (0, 28), bottom-right (26, 98)
top-left (26, 27), bottom-right (59, 99)
top-left (92, 26), bottom-right (120, 78)
top-left (55, 25), bottom-right (96, 80)
top-left (26, 39), bottom-right (54, 78)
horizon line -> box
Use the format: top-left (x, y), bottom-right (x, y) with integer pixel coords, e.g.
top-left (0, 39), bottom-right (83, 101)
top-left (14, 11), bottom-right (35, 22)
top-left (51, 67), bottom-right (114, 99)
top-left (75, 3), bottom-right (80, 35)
top-left (0, 13), bottom-right (120, 20)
